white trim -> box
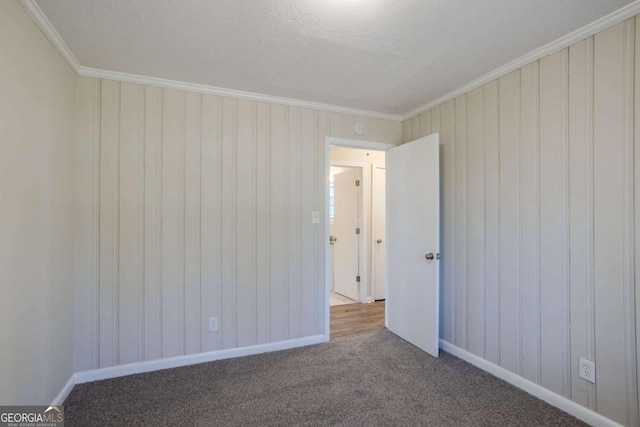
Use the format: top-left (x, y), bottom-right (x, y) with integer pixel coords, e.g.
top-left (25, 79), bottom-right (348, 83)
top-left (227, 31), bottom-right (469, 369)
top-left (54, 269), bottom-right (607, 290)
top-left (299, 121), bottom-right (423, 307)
top-left (326, 137), bottom-right (396, 152)
top-left (439, 340), bottom-right (623, 427)
top-left (75, 335), bottom-right (327, 384)
top-left (402, 0), bottom-right (640, 120)
top-left (77, 67), bottom-right (402, 120)
top-left (330, 161), bottom-right (368, 304)
top-left (18, 1), bottom-right (401, 122)
top-left (22, 0), bottom-right (640, 123)
top-left (76, 67), bottom-right (402, 121)
top-left (19, 0), bottom-right (80, 72)
top-left (51, 375), bottom-right (75, 406)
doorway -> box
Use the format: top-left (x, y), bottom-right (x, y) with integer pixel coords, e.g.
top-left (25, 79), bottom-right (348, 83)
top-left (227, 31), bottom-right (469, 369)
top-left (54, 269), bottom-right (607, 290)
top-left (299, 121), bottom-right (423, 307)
top-left (326, 138), bottom-right (393, 338)
top-left (324, 134), bottom-right (441, 356)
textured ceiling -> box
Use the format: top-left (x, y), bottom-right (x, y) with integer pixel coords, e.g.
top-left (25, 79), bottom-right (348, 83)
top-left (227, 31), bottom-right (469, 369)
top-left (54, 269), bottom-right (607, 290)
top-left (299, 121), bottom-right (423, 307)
top-left (36, 0), bottom-right (632, 114)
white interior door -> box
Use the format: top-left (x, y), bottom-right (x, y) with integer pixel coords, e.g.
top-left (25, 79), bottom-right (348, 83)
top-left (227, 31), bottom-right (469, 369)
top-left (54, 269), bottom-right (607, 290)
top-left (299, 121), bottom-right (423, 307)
top-left (333, 168), bottom-right (361, 301)
top-left (373, 166), bottom-right (386, 300)
top-left (386, 134), bottom-right (440, 357)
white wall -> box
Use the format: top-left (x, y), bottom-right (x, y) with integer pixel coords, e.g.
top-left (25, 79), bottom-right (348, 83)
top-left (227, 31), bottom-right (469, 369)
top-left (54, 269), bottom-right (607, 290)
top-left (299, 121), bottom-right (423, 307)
top-left (0, 0), bottom-right (76, 404)
top-left (403, 18), bottom-right (640, 426)
top-left (74, 79), bottom-right (402, 371)
top-left (329, 147), bottom-right (385, 301)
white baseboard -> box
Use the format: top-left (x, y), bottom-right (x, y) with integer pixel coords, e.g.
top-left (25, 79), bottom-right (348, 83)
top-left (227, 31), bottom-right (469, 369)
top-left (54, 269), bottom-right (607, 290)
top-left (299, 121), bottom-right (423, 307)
top-left (439, 340), bottom-right (622, 427)
top-left (75, 334), bottom-right (327, 384)
top-left (51, 375), bottom-right (75, 406)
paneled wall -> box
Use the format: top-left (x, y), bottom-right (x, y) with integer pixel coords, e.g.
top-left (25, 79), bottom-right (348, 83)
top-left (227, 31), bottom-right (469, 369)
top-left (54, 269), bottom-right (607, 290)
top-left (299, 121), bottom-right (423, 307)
top-left (0, 0), bottom-right (76, 404)
top-left (74, 78), bottom-right (402, 371)
top-left (403, 18), bottom-right (639, 426)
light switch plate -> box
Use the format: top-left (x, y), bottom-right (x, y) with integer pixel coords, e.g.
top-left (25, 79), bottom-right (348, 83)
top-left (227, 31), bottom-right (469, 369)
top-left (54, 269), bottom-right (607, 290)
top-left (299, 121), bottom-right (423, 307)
top-left (311, 211), bottom-right (320, 224)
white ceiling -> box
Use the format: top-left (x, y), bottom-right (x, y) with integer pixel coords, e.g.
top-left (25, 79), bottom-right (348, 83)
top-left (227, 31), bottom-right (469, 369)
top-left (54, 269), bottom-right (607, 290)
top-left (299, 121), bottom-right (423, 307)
top-left (36, 0), bottom-right (632, 115)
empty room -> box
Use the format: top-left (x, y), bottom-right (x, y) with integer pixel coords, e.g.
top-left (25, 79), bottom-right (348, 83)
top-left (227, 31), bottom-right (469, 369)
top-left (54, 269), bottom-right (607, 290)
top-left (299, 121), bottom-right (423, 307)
top-left (2, 0), bottom-right (640, 425)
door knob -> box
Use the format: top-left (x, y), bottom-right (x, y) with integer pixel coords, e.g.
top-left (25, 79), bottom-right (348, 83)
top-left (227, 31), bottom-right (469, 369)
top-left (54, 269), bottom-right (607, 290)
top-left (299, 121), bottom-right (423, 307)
top-left (377, 239), bottom-right (383, 243)
top-left (425, 252), bottom-right (434, 260)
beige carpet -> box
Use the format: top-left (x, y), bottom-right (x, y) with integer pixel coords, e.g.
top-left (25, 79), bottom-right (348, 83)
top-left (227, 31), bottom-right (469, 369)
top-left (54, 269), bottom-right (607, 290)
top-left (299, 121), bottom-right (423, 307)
top-left (64, 330), bottom-right (585, 426)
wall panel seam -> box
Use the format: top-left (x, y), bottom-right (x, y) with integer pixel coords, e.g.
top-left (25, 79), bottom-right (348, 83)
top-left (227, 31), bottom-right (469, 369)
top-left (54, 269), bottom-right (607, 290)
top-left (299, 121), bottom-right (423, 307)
top-left (139, 85), bottom-right (146, 362)
top-left (94, 79), bottom-right (102, 370)
top-left (562, 49), bottom-right (571, 399)
top-left (623, 18), bottom-right (639, 426)
top-left (115, 81), bottom-right (121, 367)
top-left (586, 35), bottom-right (596, 410)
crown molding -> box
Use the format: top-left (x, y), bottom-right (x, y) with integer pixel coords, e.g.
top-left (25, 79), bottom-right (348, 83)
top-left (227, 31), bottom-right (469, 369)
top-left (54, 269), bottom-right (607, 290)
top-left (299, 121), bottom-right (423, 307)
top-left (401, 0), bottom-right (640, 121)
top-left (77, 66), bottom-right (403, 121)
top-left (20, 0), bottom-right (80, 72)
top-left (21, 0), bottom-right (640, 123)
top-left (18, 1), bottom-right (401, 121)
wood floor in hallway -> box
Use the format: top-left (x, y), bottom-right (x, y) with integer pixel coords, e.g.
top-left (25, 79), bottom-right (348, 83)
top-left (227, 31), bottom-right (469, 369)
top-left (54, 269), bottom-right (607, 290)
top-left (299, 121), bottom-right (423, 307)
top-left (330, 300), bottom-right (385, 339)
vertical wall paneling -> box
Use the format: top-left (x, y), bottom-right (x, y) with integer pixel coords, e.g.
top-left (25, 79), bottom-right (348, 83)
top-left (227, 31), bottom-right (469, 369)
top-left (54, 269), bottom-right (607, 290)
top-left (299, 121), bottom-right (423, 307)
top-left (439, 101), bottom-right (456, 343)
top-left (269, 104), bottom-right (288, 341)
top-left (144, 86), bottom-right (163, 361)
top-left (161, 89), bottom-right (186, 358)
top-left (466, 87), bottom-right (485, 357)
top-left (402, 121), bottom-right (411, 143)
top-left (401, 16), bottom-right (640, 425)
top-left (568, 37), bottom-right (596, 410)
top-left (200, 95), bottom-right (223, 352)
top-left (300, 108), bottom-right (318, 337)
top-left (519, 62), bottom-right (540, 383)
top-left (317, 111), bottom-right (328, 335)
top-left (419, 110), bottom-right (432, 137)
top-left (539, 49), bottom-right (570, 397)
top-left (594, 20), bottom-right (638, 426)
top-left (99, 80), bottom-right (120, 368)
top-left (256, 102), bottom-right (271, 344)
top-left (221, 97), bottom-right (238, 349)
top-left (498, 71), bottom-right (520, 374)
top-left (483, 80), bottom-right (500, 365)
top-left (236, 99), bottom-right (258, 347)
top-left (288, 107), bottom-right (302, 339)
top-left (625, 20), bottom-right (640, 427)
top-left (184, 92), bottom-right (202, 354)
top-left (454, 95), bottom-right (468, 348)
top-left (76, 76), bottom-right (402, 384)
top-left (118, 83), bottom-right (145, 365)
top-left (410, 115), bottom-right (420, 140)
top-left (74, 77), bottom-right (100, 371)
top-left (636, 15), bottom-right (640, 425)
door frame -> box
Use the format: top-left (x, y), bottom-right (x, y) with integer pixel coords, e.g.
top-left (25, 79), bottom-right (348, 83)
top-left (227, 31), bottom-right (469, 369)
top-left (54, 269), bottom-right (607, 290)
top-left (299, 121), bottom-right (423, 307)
top-left (371, 163), bottom-right (386, 301)
top-left (324, 137), bottom-right (396, 338)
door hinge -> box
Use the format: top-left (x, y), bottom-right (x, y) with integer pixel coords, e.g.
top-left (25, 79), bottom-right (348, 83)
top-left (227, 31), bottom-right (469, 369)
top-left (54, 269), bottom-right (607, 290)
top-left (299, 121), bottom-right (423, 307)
top-left (355, 228), bottom-right (360, 235)
top-left (356, 276), bottom-right (361, 283)
top-left (355, 179), bottom-right (360, 187)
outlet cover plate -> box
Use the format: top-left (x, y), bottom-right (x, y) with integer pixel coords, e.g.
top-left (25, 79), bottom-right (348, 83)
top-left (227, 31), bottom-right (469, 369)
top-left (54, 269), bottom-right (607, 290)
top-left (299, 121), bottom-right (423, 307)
top-left (208, 317), bottom-right (219, 332)
top-left (579, 357), bottom-right (595, 384)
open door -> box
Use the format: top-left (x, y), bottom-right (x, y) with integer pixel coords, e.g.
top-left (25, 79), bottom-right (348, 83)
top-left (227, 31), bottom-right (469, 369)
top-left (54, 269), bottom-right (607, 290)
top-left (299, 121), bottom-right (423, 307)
top-left (332, 168), bottom-right (361, 302)
top-left (386, 134), bottom-right (440, 357)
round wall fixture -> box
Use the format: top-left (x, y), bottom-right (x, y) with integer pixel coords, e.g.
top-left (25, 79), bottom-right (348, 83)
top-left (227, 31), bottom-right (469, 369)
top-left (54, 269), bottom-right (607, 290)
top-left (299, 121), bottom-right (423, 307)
top-left (352, 122), bottom-right (365, 136)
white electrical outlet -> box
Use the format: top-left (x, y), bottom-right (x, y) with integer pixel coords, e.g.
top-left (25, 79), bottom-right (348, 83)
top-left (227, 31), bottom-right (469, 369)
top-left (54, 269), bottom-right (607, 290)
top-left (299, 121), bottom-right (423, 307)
top-left (579, 357), bottom-right (596, 384)
top-left (208, 317), bottom-right (218, 332)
